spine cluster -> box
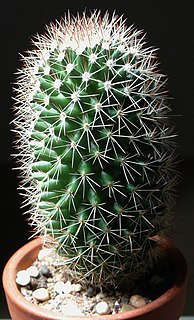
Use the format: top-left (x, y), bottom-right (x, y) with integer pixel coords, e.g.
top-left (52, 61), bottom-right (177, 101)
top-left (13, 11), bottom-right (177, 286)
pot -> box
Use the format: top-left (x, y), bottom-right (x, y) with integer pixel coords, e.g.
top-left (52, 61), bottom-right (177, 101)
top-left (3, 236), bottom-right (187, 320)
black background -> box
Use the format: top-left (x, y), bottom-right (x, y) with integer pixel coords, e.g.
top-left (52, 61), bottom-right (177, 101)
top-left (0, 0), bottom-right (194, 317)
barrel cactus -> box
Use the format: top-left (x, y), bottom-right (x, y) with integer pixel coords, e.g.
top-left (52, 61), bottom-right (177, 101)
top-left (13, 11), bottom-right (177, 287)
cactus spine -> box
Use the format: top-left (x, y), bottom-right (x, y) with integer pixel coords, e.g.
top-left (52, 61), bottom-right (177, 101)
top-left (13, 11), bottom-right (177, 287)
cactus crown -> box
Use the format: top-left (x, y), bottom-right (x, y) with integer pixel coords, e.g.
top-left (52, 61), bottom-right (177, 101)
top-left (13, 11), bottom-right (177, 287)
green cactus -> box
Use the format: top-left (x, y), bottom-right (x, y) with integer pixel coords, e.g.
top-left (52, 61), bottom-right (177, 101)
top-left (13, 11), bottom-right (178, 287)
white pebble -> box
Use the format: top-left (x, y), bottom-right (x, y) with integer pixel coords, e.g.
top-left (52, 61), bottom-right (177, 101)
top-left (20, 287), bottom-right (32, 297)
top-left (16, 270), bottom-right (27, 278)
top-left (130, 295), bottom-right (147, 308)
top-left (38, 248), bottom-right (53, 260)
top-left (54, 281), bottom-right (64, 294)
top-left (54, 281), bottom-right (72, 295)
top-left (63, 281), bottom-right (72, 294)
top-left (95, 301), bottom-right (110, 315)
top-left (16, 270), bottom-right (31, 286)
top-left (26, 266), bottom-right (39, 277)
top-left (32, 288), bottom-right (49, 302)
top-left (71, 283), bottom-right (82, 292)
top-left (62, 301), bottom-right (83, 316)
top-left (95, 292), bottom-right (106, 302)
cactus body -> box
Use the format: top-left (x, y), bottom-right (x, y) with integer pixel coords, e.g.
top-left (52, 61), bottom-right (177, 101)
top-left (14, 11), bottom-right (177, 286)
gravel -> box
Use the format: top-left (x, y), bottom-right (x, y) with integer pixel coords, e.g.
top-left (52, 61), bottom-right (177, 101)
top-left (16, 247), bottom-right (171, 316)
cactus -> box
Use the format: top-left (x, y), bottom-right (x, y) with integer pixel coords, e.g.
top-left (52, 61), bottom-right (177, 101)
top-left (13, 11), bottom-right (177, 287)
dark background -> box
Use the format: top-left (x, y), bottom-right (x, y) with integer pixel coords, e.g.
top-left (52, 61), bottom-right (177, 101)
top-left (0, 0), bottom-right (194, 317)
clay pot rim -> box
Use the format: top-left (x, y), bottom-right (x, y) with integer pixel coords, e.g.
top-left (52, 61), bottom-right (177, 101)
top-left (3, 236), bottom-right (187, 320)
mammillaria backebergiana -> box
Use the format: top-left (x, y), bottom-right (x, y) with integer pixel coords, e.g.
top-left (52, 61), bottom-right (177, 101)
top-left (13, 11), bottom-right (178, 287)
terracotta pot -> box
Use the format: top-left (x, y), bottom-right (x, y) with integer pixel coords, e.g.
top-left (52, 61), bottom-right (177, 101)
top-left (3, 236), bottom-right (187, 320)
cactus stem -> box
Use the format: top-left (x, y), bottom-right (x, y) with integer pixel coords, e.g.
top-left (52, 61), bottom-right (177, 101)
top-left (12, 10), bottom-right (178, 287)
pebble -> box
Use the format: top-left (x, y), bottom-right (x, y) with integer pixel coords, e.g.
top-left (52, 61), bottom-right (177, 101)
top-left (95, 301), bottom-right (110, 315)
top-left (32, 288), bottom-right (50, 302)
top-left (62, 301), bottom-right (84, 316)
top-left (71, 283), bottom-right (82, 293)
top-left (85, 286), bottom-right (96, 297)
top-left (20, 287), bottom-right (32, 297)
top-left (16, 270), bottom-right (31, 286)
top-left (54, 281), bottom-right (72, 295)
top-left (130, 295), bottom-right (147, 308)
top-left (40, 266), bottom-right (52, 278)
top-left (30, 277), bottom-right (38, 290)
top-left (38, 248), bottom-right (53, 261)
top-left (120, 303), bottom-right (135, 312)
top-left (26, 266), bottom-right (39, 277)
top-left (95, 292), bottom-right (106, 302)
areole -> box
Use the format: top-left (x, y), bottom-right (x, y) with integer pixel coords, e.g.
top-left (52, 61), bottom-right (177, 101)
top-left (3, 236), bottom-right (187, 320)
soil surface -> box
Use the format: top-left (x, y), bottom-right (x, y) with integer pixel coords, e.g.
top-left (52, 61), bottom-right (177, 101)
top-left (16, 247), bottom-right (174, 316)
